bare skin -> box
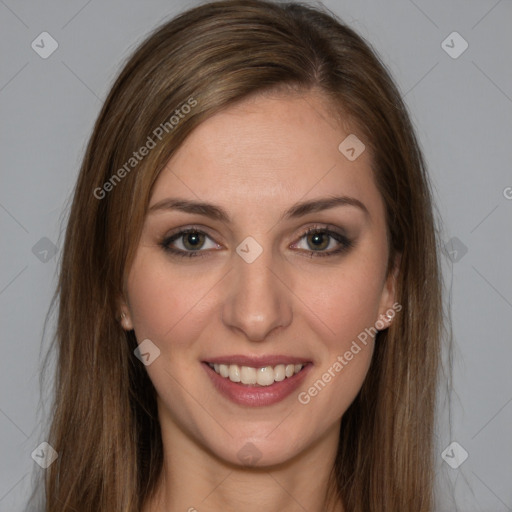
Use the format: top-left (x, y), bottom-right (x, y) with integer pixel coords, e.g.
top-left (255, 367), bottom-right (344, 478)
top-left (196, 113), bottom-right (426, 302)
top-left (119, 90), bottom-right (398, 512)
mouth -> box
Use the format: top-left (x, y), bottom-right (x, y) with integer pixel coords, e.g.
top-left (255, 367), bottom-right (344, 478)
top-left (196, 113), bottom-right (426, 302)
top-left (202, 356), bottom-right (312, 407)
top-left (206, 362), bottom-right (306, 387)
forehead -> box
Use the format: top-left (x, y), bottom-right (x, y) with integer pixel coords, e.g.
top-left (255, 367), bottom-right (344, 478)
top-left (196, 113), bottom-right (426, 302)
top-left (149, 91), bottom-right (383, 222)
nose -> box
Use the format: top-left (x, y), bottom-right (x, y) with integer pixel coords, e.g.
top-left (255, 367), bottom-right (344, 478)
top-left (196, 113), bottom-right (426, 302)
top-left (221, 245), bottom-right (293, 342)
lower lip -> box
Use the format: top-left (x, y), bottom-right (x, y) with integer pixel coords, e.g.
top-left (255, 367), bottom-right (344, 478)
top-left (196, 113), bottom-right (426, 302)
top-left (203, 362), bottom-right (312, 407)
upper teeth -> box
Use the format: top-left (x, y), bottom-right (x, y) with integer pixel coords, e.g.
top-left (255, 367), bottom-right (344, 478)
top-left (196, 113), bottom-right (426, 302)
top-left (209, 363), bottom-right (304, 386)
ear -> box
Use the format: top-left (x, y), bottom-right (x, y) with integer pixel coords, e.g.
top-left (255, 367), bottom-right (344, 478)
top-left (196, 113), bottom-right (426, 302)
top-left (117, 295), bottom-right (134, 331)
top-left (376, 253), bottom-right (401, 330)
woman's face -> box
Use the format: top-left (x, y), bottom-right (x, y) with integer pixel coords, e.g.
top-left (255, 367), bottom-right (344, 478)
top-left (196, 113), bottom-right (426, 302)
top-left (121, 91), bottom-right (398, 467)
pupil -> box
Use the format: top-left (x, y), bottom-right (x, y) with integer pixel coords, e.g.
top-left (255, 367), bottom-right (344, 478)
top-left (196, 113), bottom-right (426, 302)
top-left (309, 233), bottom-right (328, 250)
top-left (185, 232), bottom-right (203, 249)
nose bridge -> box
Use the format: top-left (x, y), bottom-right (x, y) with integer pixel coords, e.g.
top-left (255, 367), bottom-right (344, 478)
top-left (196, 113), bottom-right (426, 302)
top-left (222, 238), bottom-right (292, 341)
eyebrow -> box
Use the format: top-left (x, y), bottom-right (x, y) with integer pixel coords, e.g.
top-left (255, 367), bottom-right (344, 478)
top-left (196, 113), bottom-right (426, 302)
top-left (147, 195), bottom-right (369, 222)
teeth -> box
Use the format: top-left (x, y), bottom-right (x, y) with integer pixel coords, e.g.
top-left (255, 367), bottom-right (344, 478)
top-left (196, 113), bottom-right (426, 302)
top-left (274, 364), bottom-right (285, 382)
top-left (257, 366), bottom-right (274, 386)
top-left (228, 364), bottom-right (241, 382)
top-left (240, 366), bottom-right (257, 384)
top-left (208, 362), bottom-right (305, 386)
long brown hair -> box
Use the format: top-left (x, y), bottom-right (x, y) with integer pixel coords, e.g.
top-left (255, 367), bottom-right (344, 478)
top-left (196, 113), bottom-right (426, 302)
top-left (35, 1), bottom-right (443, 510)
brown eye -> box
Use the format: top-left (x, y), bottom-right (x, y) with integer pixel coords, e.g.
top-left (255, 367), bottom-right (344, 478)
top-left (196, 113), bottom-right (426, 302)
top-left (306, 232), bottom-right (330, 251)
top-left (293, 227), bottom-right (354, 258)
top-left (181, 231), bottom-right (206, 250)
top-left (160, 228), bottom-right (222, 258)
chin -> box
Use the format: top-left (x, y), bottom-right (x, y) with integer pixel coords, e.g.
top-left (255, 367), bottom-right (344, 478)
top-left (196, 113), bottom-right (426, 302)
top-left (205, 430), bottom-right (309, 469)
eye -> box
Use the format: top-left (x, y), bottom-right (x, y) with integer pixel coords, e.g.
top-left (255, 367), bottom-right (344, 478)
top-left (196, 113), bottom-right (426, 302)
top-left (160, 228), bottom-right (221, 258)
top-left (292, 226), bottom-right (353, 258)
top-left (160, 225), bottom-right (353, 259)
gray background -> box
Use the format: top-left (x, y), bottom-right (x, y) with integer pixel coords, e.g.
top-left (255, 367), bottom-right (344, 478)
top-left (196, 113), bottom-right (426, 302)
top-left (1, 0), bottom-right (511, 510)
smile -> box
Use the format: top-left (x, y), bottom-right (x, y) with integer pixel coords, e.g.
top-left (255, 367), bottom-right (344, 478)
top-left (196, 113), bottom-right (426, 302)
top-left (207, 362), bottom-right (305, 386)
top-left (203, 357), bottom-right (312, 407)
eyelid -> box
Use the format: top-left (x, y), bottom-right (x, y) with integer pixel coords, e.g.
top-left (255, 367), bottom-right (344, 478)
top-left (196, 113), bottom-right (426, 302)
top-left (159, 223), bottom-right (354, 258)
top-left (160, 225), bottom-right (221, 257)
top-left (289, 224), bottom-right (353, 257)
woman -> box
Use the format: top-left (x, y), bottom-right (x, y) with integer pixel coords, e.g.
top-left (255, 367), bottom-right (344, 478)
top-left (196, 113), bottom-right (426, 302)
top-left (38, 0), bottom-right (443, 510)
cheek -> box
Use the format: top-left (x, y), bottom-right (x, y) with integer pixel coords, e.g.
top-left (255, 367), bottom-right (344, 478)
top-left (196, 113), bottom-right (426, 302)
top-left (293, 255), bottom-right (386, 410)
top-left (125, 252), bottom-right (218, 351)
top-left (301, 260), bottom-right (386, 345)
top-left (294, 270), bottom-right (381, 421)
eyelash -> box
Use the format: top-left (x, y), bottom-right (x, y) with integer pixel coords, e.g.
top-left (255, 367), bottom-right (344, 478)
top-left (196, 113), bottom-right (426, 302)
top-left (159, 225), bottom-right (353, 259)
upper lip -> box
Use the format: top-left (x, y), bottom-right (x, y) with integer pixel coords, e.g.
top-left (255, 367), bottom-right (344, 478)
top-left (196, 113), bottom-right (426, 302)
top-left (204, 355), bottom-right (311, 367)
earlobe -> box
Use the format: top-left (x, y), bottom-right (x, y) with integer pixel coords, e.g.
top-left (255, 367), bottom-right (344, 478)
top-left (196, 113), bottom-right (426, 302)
top-left (376, 309), bottom-right (395, 331)
top-left (117, 294), bottom-right (134, 330)
top-left (119, 311), bottom-right (134, 331)
top-left (116, 288), bottom-right (133, 331)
